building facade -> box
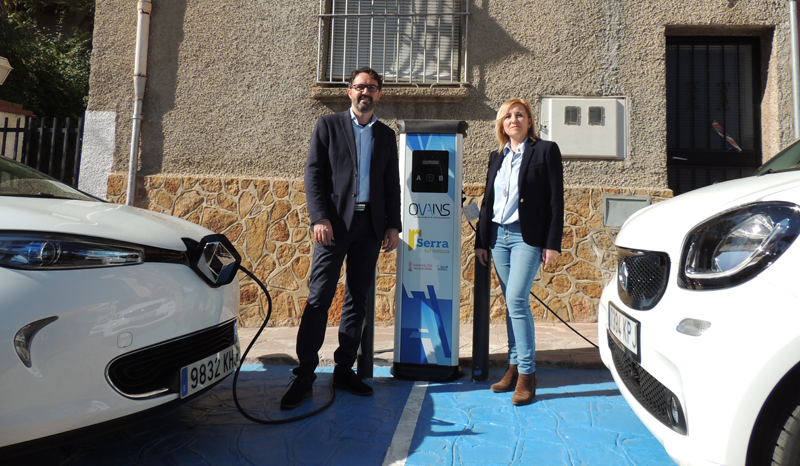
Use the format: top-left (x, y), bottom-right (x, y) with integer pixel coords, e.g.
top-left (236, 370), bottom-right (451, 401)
top-left (82, 0), bottom-right (796, 327)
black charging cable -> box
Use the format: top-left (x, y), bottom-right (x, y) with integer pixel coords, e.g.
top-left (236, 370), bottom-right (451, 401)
top-left (528, 289), bottom-right (599, 349)
top-left (462, 193), bottom-right (599, 349)
top-left (230, 194), bottom-right (598, 425)
top-left (231, 266), bottom-right (336, 424)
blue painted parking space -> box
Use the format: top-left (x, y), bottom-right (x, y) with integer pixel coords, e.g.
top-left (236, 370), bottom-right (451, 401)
top-left (10, 366), bottom-right (675, 466)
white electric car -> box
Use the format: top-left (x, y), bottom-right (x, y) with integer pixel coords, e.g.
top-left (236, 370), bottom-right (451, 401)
top-left (599, 140), bottom-right (800, 466)
top-left (0, 156), bottom-right (241, 456)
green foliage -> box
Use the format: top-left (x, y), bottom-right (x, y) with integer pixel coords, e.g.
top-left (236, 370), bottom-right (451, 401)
top-left (0, 1), bottom-right (92, 120)
top-left (1, 0), bottom-right (93, 24)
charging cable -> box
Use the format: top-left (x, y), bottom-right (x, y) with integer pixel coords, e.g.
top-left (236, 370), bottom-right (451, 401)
top-left (462, 194), bottom-right (599, 349)
top-left (231, 194), bottom-right (598, 424)
top-left (231, 266), bottom-right (336, 424)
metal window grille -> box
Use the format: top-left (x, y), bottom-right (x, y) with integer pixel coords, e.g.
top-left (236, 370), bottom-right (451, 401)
top-left (667, 41), bottom-right (757, 153)
top-left (317, 0), bottom-right (468, 85)
top-left (665, 37), bottom-right (761, 196)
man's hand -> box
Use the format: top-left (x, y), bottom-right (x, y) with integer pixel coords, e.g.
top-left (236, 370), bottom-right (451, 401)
top-left (542, 248), bottom-right (560, 265)
top-left (313, 220), bottom-right (334, 246)
top-left (475, 248), bottom-right (489, 266)
top-left (382, 228), bottom-right (399, 252)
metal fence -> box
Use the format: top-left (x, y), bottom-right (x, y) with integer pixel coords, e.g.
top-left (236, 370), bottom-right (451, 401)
top-left (0, 116), bottom-right (84, 188)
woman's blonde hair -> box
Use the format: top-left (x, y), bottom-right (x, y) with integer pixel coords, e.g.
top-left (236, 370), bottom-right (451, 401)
top-left (495, 98), bottom-right (538, 152)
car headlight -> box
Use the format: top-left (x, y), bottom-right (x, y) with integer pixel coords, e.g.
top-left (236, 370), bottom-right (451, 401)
top-left (679, 202), bottom-right (800, 290)
top-left (0, 233), bottom-right (144, 269)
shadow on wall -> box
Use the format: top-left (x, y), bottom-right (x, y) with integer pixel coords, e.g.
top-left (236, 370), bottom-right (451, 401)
top-left (139, 0), bottom-right (187, 178)
top-left (465, 0), bottom-right (532, 110)
top-left (136, 0), bottom-right (535, 178)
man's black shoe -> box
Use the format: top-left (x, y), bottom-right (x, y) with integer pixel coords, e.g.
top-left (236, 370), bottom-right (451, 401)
top-left (332, 367), bottom-right (373, 396)
top-left (280, 377), bottom-right (313, 410)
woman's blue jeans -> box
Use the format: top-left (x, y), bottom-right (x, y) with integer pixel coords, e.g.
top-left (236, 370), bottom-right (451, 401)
top-left (490, 222), bottom-right (542, 375)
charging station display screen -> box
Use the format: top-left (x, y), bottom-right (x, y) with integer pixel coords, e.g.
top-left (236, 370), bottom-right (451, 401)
top-left (411, 151), bottom-right (448, 193)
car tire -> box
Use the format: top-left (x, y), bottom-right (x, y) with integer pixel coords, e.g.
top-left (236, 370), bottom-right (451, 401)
top-left (771, 400), bottom-right (800, 466)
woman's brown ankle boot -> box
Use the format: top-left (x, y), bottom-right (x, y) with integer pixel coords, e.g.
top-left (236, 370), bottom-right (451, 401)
top-left (511, 372), bottom-right (537, 406)
top-left (491, 365), bottom-right (518, 393)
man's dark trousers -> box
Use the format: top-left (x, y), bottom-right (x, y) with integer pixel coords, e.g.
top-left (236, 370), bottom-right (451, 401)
top-left (295, 207), bottom-right (381, 383)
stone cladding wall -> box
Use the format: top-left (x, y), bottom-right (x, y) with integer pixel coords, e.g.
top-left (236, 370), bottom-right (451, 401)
top-left (108, 174), bottom-right (671, 328)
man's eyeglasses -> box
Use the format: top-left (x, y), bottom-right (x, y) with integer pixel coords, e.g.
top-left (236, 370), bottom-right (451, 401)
top-left (351, 84), bottom-right (379, 93)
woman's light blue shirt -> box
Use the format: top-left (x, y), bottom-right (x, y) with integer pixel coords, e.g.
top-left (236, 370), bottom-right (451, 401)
top-left (492, 138), bottom-right (527, 225)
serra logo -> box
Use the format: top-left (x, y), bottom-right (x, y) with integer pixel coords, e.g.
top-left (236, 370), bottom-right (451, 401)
top-left (407, 229), bottom-right (450, 251)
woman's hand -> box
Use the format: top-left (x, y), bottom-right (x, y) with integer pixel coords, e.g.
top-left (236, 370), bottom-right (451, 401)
top-left (542, 248), bottom-right (560, 265)
top-left (475, 248), bottom-right (489, 266)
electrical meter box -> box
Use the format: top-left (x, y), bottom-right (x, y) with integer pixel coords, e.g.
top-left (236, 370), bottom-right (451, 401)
top-left (393, 120), bottom-right (467, 382)
top-left (540, 96), bottom-right (627, 159)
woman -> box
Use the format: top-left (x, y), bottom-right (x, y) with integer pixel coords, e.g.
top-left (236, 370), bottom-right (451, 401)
top-left (475, 98), bottom-right (564, 406)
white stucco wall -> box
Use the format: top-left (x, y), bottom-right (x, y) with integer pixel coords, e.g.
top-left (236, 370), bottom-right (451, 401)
top-left (78, 110), bottom-right (117, 199)
top-left (85, 0), bottom-right (793, 191)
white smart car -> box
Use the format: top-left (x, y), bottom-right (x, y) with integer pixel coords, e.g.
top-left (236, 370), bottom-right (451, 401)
top-left (0, 156), bottom-right (241, 456)
top-left (599, 140), bottom-right (800, 466)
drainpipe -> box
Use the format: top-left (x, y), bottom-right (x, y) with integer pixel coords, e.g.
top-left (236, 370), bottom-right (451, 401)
top-left (126, 0), bottom-right (152, 206)
top-left (790, 0), bottom-right (800, 140)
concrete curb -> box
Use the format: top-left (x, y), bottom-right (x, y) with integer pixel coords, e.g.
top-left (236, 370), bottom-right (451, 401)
top-left (239, 322), bottom-right (604, 371)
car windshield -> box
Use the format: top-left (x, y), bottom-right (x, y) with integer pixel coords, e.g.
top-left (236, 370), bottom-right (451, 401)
top-left (0, 156), bottom-right (97, 201)
top-left (754, 139), bottom-right (800, 176)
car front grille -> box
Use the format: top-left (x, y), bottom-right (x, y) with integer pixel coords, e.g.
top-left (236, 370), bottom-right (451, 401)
top-left (608, 333), bottom-right (686, 435)
top-left (106, 319), bottom-right (236, 399)
top-left (616, 248), bottom-right (670, 310)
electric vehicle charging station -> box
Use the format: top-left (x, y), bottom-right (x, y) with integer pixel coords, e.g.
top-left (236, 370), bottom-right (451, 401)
top-left (392, 120), bottom-right (467, 381)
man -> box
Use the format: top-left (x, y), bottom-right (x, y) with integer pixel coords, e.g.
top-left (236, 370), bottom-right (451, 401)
top-left (281, 67), bottom-right (401, 409)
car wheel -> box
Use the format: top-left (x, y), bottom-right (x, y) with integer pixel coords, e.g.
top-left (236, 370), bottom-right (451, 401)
top-left (771, 400), bottom-right (800, 465)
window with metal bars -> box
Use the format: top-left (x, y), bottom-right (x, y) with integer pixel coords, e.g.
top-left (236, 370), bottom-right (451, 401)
top-left (665, 37), bottom-right (762, 196)
top-left (316, 0), bottom-right (468, 86)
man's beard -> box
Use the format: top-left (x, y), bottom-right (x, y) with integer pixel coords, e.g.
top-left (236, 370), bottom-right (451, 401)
top-left (354, 95), bottom-right (374, 113)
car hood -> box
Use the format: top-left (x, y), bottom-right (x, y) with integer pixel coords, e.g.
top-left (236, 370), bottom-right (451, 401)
top-left (616, 171), bottom-right (800, 253)
top-left (0, 198), bottom-right (213, 251)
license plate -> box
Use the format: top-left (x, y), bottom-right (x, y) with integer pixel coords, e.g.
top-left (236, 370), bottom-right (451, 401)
top-left (608, 302), bottom-right (641, 362)
top-left (180, 344), bottom-right (240, 398)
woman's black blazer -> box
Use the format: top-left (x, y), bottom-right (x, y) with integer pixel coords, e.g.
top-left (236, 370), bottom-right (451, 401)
top-left (475, 138), bottom-right (564, 252)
